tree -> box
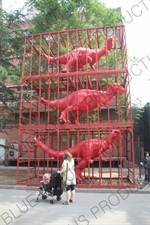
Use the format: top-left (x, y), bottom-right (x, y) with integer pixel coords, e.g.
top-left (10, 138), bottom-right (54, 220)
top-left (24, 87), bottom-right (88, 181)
top-left (132, 98), bottom-right (147, 123)
top-left (0, 65), bottom-right (20, 131)
top-left (0, 77), bottom-right (20, 132)
top-left (0, 1), bottom-right (26, 130)
top-left (26, 0), bottom-right (122, 33)
top-left (1, 0), bottom-right (33, 84)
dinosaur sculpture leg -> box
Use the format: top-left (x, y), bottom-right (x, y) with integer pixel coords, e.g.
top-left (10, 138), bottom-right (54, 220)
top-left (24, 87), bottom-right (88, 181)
top-left (87, 56), bottom-right (95, 70)
top-left (59, 104), bottom-right (81, 124)
top-left (62, 58), bottom-right (77, 73)
top-left (72, 111), bottom-right (82, 124)
top-left (75, 148), bottom-right (109, 183)
top-left (59, 104), bottom-right (84, 124)
top-left (59, 105), bottom-right (73, 123)
top-left (70, 66), bottom-right (77, 72)
top-left (75, 146), bottom-right (94, 183)
top-left (74, 159), bottom-right (89, 183)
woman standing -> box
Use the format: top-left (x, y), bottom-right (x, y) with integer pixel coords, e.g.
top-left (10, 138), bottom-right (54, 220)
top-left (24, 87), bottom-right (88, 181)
top-left (58, 151), bottom-right (76, 205)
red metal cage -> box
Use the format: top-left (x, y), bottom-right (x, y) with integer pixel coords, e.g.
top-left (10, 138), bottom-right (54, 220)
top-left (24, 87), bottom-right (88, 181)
top-left (16, 25), bottom-right (135, 188)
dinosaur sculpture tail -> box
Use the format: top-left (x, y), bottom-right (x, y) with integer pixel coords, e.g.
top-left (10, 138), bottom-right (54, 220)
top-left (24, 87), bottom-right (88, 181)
top-left (41, 52), bottom-right (56, 63)
top-left (34, 135), bottom-right (64, 158)
top-left (47, 56), bottom-right (56, 63)
top-left (40, 97), bottom-right (56, 109)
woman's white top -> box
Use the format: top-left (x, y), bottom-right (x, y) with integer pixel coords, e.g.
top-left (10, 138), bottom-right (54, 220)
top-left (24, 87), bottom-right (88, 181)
top-left (62, 158), bottom-right (76, 185)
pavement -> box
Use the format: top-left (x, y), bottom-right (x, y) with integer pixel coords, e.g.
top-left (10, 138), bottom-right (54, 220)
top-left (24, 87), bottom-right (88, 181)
top-left (0, 166), bottom-right (150, 225)
top-left (0, 189), bottom-right (150, 225)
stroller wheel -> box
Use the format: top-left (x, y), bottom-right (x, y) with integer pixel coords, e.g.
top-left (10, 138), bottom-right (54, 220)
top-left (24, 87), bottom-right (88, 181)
top-left (36, 197), bottom-right (39, 202)
top-left (56, 196), bottom-right (62, 201)
top-left (42, 195), bottom-right (47, 200)
top-left (50, 199), bottom-right (54, 204)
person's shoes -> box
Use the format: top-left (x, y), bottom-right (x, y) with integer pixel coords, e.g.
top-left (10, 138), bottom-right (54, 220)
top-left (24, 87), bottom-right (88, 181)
top-left (69, 199), bottom-right (73, 203)
top-left (62, 201), bottom-right (69, 205)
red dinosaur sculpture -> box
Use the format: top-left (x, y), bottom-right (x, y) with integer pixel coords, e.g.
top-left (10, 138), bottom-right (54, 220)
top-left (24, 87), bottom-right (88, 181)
top-left (34, 130), bottom-right (122, 183)
top-left (40, 83), bottom-right (125, 124)
top-left (41, 38), bottom-right (112, 73)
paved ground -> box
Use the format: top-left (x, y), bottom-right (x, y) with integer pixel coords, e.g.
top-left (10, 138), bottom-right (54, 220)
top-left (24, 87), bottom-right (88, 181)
top-left (0, 166), bottom-right (16, 185)
top-left (0, 189), bottom-right (150, 225)
top-left (0, 165), bottom-right (150, 225)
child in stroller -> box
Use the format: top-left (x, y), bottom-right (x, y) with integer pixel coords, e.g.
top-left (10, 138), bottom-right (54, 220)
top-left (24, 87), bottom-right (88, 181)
top-left (36, 172), bottom-right (63, 204)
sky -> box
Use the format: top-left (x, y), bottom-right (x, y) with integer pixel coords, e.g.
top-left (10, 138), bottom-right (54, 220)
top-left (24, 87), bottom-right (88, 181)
top-left (2, 0), bottom-right (150, 106)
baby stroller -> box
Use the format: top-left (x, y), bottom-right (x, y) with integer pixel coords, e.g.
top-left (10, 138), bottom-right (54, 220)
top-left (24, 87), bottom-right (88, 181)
top-left (36, 172), bottom-right (63, 204)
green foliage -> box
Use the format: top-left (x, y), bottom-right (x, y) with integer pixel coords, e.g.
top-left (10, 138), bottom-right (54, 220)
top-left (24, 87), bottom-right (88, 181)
top-left (26, 0), bottom-right (122, 33)
top-left (0, 81), bottom-right (20, 130)
top-left (0, 6), bottom-right (26, 82)
top-left (132, 98), bottom-right (146, 123)
top-left (0, 5), bottom-right (26, 130)
top-left (0, 82), bottom-right (16, 102)
top-left (0, 66), bottom-right (8, 82)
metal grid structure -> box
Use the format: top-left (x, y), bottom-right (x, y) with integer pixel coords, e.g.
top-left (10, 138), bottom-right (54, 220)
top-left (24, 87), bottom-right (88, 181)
top-left (16, 25), bottom-right (135, 188)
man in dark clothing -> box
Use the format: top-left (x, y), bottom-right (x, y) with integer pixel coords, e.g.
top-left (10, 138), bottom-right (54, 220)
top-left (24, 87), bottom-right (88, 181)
top-left (147, 159), bottom-right (150, 184)
top-left (140, 151), bottom-right (150, 184)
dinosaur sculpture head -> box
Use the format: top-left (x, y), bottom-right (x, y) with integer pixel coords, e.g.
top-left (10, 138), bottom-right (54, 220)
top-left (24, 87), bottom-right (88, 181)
top-left (106, 38), bottom-right (113, 51)
top-left (111, 129), bottom-right (122, 141)
top-left (109, 83), bottom-right (125, 95)
top-left (105, 129), bottom-right (122, 145)
top-left (103, 129), bottom-right (122, 145)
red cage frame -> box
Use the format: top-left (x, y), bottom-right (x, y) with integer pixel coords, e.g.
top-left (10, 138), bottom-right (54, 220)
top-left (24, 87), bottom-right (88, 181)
top-left (16, 25), bottom-right (135, 188)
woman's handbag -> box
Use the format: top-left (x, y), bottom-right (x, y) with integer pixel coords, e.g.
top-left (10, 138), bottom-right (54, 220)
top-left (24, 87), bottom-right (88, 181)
top-left (61, 163), bottom-right (68, 191)
top-left (61, 178), bottom-right (66, 191)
